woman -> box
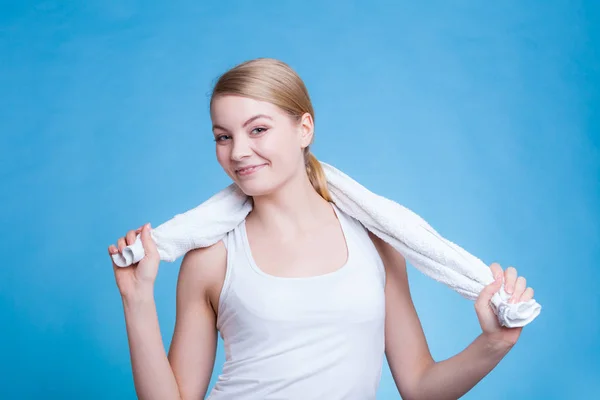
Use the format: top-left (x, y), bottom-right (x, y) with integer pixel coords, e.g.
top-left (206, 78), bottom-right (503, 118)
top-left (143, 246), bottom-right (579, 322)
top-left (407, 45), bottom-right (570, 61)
top-left (108, 58), bottom-right (534, 399)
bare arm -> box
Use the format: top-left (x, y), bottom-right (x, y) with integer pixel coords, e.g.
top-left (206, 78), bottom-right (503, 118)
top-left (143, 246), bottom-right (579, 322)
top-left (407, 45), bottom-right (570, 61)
top-left (411, 334), bottom-right (510, 400)
top-left (122, 289), bottom-right (182, 400)
top-left (368, 232), bottom-right (435, 399)
top-left (120, 241), bottom-right (225, 399)
top-left (168, 243), bottom-right (226, 398)
top-left (370, 232), bottom-right (511, 400)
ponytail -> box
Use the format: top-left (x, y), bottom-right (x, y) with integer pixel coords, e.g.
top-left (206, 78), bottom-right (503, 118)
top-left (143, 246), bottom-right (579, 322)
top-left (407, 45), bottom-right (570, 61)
top-left (305, 150), bottom-right (332, 202)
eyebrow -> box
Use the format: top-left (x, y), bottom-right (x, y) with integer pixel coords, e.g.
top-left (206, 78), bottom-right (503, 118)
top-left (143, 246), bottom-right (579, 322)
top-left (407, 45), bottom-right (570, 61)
top-left (212, 114), bottom-right (273, 132)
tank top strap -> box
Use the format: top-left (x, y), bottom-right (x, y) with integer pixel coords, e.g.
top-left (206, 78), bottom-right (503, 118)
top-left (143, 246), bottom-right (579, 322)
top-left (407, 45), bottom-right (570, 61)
top-left (330, 202), bottom-right (386, 287)
top-left (216, 226), bottom-right (240, 331)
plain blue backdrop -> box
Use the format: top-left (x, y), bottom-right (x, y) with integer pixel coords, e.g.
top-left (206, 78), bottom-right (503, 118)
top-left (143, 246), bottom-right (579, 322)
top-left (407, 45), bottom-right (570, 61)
top-left (1, 1), bottom-right (598, 399)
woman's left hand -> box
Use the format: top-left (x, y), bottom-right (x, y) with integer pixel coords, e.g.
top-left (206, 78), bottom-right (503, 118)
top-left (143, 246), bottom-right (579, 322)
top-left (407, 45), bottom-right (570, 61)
top-left (474, 263), bottom-right (535, 349)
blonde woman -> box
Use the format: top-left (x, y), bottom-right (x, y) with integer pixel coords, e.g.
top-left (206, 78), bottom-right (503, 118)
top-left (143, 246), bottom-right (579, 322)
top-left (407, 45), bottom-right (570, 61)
top-left (108, 58), bottom-right (534, 399)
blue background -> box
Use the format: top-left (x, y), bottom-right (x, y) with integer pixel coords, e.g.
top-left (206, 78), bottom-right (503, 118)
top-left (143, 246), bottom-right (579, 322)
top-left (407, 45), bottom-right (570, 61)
top-left (1, 1), bottom-right (598, 398)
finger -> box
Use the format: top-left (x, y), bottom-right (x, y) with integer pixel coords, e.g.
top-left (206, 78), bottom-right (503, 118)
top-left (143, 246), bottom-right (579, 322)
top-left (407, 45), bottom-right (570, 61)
top-left (504, 266), bottom-right (518, 294)
top-left (117, 237), bottom-right (126, 252)
top-left (489, 262), bottom-right (503, 280)
top-left (510, 276), bottom-right (527, 303)
top-left (140, 223), bottom-right (158, 257)
top-left (126, 229), bottom-right (138, 246)
top-left (476, 273), bottom-right (503, 306)
top-left (521, 287), bottom-right (534, 302)
top-left (108, 245), bottom-right (120, 271)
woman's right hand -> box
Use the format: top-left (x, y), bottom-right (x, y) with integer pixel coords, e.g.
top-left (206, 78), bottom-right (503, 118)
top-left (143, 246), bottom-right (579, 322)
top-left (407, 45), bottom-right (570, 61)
top-left (108, 223), bottom-right (160, 299)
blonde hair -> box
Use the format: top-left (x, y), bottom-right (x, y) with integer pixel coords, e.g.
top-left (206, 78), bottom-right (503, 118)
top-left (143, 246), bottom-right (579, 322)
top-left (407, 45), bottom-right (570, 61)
top-left (210, 58), bottom-right (332, 202)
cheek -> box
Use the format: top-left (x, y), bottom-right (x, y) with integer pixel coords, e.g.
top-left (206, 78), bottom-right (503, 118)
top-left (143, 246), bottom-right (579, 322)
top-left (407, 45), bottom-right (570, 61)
top-left (257, 133), bottom-right (301, 163)
top-left (215, 146), bottom-right (230, 168)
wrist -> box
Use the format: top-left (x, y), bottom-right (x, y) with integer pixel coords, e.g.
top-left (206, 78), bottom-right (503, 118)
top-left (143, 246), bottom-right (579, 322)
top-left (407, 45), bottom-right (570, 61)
top-left (480, 332), bottom-right (514, 355)
top-left (121, 286), bottom-right (155, 307)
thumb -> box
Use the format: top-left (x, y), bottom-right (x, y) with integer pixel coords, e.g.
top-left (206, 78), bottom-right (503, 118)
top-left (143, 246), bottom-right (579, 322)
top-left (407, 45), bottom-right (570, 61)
top-left (140, 223), bottom-right (158, 258)
top-left (477, 273), bottom-right (503, 305)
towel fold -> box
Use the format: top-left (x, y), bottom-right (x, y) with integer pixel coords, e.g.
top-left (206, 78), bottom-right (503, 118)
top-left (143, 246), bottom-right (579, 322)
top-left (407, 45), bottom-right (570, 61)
top-left (112, 162), bottom-right (541, 328)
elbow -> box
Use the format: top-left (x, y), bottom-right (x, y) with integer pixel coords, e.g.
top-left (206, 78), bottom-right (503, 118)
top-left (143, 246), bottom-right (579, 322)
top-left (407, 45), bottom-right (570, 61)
top-left (398, 361), bottom-right (437, 400)
top-left (396, 379), bottom-right (423, 400)
top-left (399, 391), bottom-right (422, 400)
top-left (400, 389), bottom-right (438, 400)
top-left (400, 387), bottom-right (426, 400)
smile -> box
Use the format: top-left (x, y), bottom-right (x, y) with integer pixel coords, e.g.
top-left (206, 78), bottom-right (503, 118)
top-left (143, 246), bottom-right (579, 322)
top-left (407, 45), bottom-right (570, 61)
top-left (236, 163), bottom-right (267, 176)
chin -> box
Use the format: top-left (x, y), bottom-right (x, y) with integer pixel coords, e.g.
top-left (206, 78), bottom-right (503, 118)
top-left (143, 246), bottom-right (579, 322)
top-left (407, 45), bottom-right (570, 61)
top-left (238, 185), bottom-right (275, 198)
top-left (233, 176), bottom-right (275, 197)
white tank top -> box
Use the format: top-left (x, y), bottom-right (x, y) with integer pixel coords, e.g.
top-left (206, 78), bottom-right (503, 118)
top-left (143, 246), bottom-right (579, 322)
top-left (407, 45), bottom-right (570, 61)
top-left (207, 203), bottom-right (386, 400)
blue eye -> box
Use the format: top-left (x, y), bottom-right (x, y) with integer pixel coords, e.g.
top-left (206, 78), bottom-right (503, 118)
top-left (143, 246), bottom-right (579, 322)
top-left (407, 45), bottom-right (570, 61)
top-left (214, 135), bottom-right (230, 142)
top-left (251, 127), bottom-right (267, 135)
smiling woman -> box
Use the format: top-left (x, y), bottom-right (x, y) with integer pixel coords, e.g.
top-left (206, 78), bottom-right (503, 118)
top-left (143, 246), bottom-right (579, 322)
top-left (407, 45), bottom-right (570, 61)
top-left (108, 58), bottom-right (537, 400)
top-left (210, 59), bottom-right (332, 202)
top-left (210, 95), bottom-right (315, 197)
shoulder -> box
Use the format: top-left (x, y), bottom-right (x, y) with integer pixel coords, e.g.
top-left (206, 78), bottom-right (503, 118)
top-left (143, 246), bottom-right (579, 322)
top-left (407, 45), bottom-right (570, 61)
top-left (177, 240), bottom-right (228, 311)
top-left (367, 231), bottom-right (407, 275)
top-left (180, 240), bottom-right (227, 276)
top-left (340, 212), bottom-right (407, 275)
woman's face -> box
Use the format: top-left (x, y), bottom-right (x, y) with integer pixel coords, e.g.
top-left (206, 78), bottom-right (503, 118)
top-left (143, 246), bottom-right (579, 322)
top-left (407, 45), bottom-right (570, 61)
top-left (210, 94), bottom-right (313, 196)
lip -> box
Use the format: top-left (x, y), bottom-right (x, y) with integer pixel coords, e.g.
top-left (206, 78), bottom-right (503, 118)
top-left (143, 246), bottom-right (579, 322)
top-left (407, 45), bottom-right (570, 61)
top-left (235, 163), bottom-right (267, 176)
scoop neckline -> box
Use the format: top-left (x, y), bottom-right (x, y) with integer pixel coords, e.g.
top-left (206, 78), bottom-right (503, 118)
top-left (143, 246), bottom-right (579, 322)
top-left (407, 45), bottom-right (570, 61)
top-left (240, 202), bottom-right (353, 281)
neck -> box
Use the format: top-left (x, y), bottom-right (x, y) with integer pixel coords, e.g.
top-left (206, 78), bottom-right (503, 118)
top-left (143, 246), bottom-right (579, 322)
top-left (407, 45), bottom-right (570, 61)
top-left (247, 168), bottom-right (332, 238)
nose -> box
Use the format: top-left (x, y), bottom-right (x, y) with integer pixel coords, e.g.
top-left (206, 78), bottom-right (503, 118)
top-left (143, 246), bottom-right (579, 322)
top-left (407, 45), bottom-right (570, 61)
top-left (230, 135), bottom-right (252, 161)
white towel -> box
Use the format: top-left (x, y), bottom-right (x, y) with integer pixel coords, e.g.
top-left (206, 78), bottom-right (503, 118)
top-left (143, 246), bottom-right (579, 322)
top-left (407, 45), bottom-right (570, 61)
top-left (112, 162), bottom-right (541, 328)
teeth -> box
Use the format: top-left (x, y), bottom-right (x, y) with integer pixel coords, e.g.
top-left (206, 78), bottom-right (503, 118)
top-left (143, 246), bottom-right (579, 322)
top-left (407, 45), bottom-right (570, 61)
top-left (239, 165), bottom-right (260, 173)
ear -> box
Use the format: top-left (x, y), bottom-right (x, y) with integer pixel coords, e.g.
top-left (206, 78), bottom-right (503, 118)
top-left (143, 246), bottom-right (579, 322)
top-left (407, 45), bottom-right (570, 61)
top-left (298, 112), bottom-right (314, 149)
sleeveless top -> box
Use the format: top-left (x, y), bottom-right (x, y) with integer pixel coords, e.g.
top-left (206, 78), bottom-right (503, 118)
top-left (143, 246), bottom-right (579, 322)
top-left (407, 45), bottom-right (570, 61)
top-left (207, 203), bottom-right (387, 400)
